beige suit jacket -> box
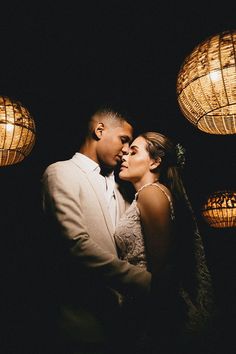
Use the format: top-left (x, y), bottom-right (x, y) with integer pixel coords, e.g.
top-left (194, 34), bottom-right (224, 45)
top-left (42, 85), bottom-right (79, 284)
top-left (42, 153), bottom-right (151, 344)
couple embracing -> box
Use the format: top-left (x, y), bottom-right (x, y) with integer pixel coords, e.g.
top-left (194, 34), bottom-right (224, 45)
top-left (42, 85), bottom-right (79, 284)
top-left (42, 107), bottom-right (215, 354)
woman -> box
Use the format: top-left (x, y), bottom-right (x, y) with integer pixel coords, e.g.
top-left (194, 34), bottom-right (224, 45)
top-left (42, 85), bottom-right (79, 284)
top-left (114, 132), bottom-right (215, 353)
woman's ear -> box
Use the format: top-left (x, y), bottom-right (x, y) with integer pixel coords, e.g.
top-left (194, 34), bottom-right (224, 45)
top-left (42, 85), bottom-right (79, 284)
top-left (150, 157), bottom-right (161, 171)
top-left (94, 122), bottom-right (104, 140)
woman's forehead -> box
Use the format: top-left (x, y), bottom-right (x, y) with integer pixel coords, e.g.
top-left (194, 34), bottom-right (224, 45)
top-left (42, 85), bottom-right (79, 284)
top-left (130, 136), bottom-right (146, 147)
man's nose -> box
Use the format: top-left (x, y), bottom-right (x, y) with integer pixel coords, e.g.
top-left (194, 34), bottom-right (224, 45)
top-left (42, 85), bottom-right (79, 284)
top-left (121, 143), bottom-right (129, 154)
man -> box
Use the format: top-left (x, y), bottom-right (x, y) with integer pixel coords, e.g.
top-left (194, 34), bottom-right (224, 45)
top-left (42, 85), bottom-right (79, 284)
top-left (42, 107), bottom-right (151, 353)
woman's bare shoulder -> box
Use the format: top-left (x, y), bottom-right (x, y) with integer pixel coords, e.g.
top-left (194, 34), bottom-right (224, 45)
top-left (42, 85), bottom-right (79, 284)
top-left (137, 184), bottom-right (170, 210)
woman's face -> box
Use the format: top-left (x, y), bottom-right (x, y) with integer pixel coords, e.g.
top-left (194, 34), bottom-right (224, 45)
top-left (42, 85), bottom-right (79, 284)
top-left (119, 136), bottom-right (154, 184)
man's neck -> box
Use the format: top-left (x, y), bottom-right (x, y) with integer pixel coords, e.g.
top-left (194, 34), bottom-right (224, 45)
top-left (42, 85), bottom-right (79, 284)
top-left (79, 141), bottom-right (114, 177)
top-left (100, 165), bottom-right (114, 177)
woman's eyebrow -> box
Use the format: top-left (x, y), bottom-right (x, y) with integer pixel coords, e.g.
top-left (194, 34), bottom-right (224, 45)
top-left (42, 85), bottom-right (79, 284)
top-left (130, 145), bottom-right (139, 150)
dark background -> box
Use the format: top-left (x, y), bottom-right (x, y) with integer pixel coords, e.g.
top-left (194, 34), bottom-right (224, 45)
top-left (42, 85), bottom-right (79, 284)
top-left (0, 2), bottom-right (235, 353)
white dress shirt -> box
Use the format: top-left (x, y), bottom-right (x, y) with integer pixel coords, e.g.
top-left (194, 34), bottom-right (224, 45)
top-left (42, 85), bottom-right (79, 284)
top-left (77, 153), bottom-right (117, 227)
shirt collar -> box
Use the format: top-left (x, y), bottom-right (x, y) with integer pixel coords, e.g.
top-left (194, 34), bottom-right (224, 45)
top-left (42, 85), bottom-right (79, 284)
top-left (76, 152), bottom-right (115, 179)
top-left (76, 152), bottom-right (100, 173)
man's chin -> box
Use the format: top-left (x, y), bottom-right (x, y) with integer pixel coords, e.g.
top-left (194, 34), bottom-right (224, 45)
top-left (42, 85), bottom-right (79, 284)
top-left (115, 156), bottom-right (122, 164)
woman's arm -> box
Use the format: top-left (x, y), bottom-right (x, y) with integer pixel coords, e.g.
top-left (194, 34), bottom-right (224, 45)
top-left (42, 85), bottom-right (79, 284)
top-left (137, 185), bottom-right (174, 276)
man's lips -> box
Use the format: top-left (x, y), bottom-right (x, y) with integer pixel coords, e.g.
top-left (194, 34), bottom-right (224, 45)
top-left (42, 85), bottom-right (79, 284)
top-left (115, 155), bottom-right (123, 162)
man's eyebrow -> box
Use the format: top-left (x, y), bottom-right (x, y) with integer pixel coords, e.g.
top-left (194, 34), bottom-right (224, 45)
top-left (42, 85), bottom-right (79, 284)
top-left (130, 145), bottom-right (138, 150)
top-left (122, 135), bottom-right (132, 142)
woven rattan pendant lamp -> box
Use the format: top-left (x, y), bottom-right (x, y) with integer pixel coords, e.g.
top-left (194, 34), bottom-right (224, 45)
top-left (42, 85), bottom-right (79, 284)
top-left (202, 190), bottom-right (236, 228)
top-left (0, 95), bottom-right (36, 166)
top-left (177, 30), bottom-right (236, 134)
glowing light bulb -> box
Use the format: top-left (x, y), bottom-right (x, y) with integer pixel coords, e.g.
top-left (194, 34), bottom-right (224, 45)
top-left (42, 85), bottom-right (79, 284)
top-left (6, 123), bottom-right (14, 132)
top-left (209, 71), bottom-right (221, 82)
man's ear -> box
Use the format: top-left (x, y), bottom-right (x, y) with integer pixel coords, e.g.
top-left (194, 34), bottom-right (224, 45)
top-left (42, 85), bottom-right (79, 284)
top-left (94, 122), bottom-right (104, 140)
top-left (150, 157), bottom-right (161, 171)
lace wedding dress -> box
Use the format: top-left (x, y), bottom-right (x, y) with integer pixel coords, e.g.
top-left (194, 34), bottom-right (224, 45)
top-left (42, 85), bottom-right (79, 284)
top-left (114, 182), bottom-right (215, 334)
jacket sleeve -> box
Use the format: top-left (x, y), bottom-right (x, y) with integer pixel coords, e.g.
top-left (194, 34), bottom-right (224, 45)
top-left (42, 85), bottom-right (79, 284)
top-left (42, 163), bottom-right (151, 297)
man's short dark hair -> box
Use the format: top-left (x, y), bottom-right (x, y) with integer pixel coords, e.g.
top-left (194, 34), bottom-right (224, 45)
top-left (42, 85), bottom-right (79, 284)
top-left (78, 104), bottom-right (135, 147)
top-left (91, 105), bottom-right (134, 127)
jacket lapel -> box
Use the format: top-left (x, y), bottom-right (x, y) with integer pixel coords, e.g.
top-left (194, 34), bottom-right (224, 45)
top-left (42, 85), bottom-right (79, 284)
top-left (86, 171), bottom-right (116, 241)
top-left (71, 153), bottom-right (127, 245)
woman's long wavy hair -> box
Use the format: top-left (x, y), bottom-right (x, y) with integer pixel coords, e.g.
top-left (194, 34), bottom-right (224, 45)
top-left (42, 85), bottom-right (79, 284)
top-left (140, 132), bottom-right (198, 299)
top-left (140, 132), bottom-right (185, 201)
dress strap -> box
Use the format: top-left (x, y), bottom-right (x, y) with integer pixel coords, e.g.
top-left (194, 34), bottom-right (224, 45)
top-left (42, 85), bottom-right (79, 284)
top-left (135, 182), bottom-right (175, 220)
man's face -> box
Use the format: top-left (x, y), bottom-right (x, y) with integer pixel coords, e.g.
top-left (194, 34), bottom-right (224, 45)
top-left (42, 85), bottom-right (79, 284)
top-left (97, 121), bottom-right (133, 169)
